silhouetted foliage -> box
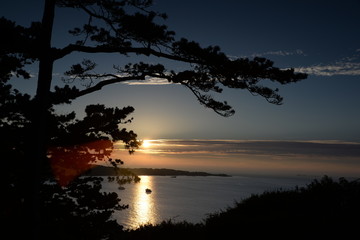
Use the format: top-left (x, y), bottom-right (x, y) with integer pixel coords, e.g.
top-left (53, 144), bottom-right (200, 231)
top-left (1, 80), bottom-right (139, 239)
top-left (125, 220), bottom-right (204, 240)
top-left (1, 0), bottom-right (307, 239)
top-left (203, 176), bottom-right (360, 239)
top-left (40, 177), bottom-right (127, 240)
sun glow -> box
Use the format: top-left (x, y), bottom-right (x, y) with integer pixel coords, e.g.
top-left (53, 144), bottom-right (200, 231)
top-left (142, 140), bottom-right (152, 148)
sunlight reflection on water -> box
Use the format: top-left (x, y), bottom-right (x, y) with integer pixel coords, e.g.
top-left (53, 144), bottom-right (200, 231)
top-left (120, 176), bottom-right (159, 227)
top-left (131, 176), bottom-right (159, 226)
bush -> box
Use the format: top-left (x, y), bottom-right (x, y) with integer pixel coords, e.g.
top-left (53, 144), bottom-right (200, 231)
top-left (125, 220), bottom-right (204, 240)
top-left (203, 175), bottom-right (360, 238)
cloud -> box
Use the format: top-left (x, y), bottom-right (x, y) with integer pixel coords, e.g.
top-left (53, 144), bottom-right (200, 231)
top-left (131, 139), bottom-right (360, 161)
top-left (122, 76), bottom-right (173, 86)
top-left (296, 62), bottom-right (360, 76)
top-left (113, 139), bottom-right (360, 176)
top-left (253, 49), bottom-right (306, 57)
top-left (227, 49), bottom-right (306, 60)
top-left (296, 50), bottom-right (360, 76)
top-left (237, 49), bottom-right (306, 59)
top-left (240, 48), bottom-right (360, 77)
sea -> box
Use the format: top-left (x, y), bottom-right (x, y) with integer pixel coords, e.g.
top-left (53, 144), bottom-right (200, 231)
top-left (101, 174), bottom-right (316, 229)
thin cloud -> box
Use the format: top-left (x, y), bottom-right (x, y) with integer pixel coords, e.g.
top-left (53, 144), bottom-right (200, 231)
top-left (127, 139), bottom-right (360, 160)
top-left (296, 62), bottom-right (360, 76)
top-left (296, 50), bottom-right (360, 76)
top-left (113, 139), bottom-right (360, 176)
top-left (251, 49), bottom-right (306, 57)
top-left (62, 73), bottom-right (173, 86)
top-left (227, 49), bottom-right (306, 60)
top-left (122, 76), bottom-right (172, 85)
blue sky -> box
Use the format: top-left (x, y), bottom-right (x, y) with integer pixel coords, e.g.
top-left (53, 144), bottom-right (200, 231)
top-left (2, 1), bottom-right (360, 175)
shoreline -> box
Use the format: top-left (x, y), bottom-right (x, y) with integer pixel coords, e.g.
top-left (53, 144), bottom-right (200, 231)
top-left (85, 166), bottom-right (231, 177)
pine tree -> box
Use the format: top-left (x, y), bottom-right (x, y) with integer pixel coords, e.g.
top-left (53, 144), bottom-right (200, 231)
top-left (1, 1), bottom-right (307, 239)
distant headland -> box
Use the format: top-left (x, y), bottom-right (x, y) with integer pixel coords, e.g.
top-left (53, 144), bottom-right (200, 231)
top-left (85, 166), bottom-right (231, 177)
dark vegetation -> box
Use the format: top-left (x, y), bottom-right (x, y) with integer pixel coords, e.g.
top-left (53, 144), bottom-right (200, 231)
top-left (86, 166), bottom-right (231, 177)
top-left (124, 175), bottom-right (360, 239)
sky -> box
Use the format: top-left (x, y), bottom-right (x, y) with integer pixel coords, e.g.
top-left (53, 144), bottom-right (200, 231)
top-left (2, 0), bottom-right (360, 176)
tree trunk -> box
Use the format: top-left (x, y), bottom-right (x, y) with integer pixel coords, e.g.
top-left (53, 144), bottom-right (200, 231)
top-left (29, 0), bottom-right (55, 239)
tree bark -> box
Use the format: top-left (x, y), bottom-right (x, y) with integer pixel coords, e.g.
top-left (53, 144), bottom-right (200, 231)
top-left (29, 0), bottom-right (56, 239)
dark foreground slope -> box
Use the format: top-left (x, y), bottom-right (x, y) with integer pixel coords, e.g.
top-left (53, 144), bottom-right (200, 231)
top-left (124, 176), bottom-right (360, 240)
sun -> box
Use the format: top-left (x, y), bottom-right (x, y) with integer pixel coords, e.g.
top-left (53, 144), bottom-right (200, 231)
top-left (142, 140), bottom-right (152, 148)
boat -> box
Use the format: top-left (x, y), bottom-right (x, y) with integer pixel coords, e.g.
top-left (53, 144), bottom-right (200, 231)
top-left (145, 188), bottom-right (152, 194)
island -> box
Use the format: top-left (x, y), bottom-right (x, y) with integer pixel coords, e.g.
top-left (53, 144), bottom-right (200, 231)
top-left (85, 166), bottom-right (231, 177)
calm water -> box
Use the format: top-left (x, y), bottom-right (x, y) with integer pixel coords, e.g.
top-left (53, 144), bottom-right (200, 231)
top-left (101, 175), bottom-right (314, 229)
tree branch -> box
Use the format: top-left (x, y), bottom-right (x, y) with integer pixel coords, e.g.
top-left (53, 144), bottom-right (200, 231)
top-left (70, 75), bottom-right (146, 99)
top-left (78, 3), bottom-right (119, 34)
top-left (54, 44), bottom-right (200, 64)
top-left (182, 83), bottom-right (234, 117)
